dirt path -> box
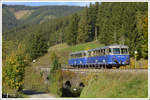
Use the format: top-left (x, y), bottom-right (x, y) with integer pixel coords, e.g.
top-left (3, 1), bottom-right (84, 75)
top-left (23, 89), bottom-right (55, 98)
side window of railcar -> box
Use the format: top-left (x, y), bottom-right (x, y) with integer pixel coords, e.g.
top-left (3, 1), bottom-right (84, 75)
top-left (88, 51), bottom-right (91, 57)
top-left (105, 48), bottom-right (109, 55)
top-left (93, 51), bottom-right (95, 56)
top-left (79, 53), bottom-right (82, 58)
top-left (101, 49), bottom-right (103, 56)
top-left (94, 51), bottom-right (96, 56)
top-left (83, 52), bottom-right (86, 57)
top-left (121, 48), bottom-right (128, 54)
top-left (99, 50), bottom-right (101, 56)
top-left (71, 54), bottom-right (74, 58)
top-left (96, 50), bottom-right (99, 56)
top-left (91, 51), bottom-right (94, 57)
top-left (76, 54), bottom-right (78, 58)
top-left (103, 49), bottom-right (105, 55)
top-left (71, 55), bottom-right (73, 59)
top-left (70, 54), bottom-right (73, 59)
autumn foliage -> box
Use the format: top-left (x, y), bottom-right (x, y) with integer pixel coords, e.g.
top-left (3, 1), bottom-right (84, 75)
top-left (3, 52), bottom-right (28, 92)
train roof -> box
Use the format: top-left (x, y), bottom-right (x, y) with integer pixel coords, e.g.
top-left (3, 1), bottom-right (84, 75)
top-left (103, 44), bottom-right (129, 49)
top-left (69, 44), bottom-right (129, 55)
top-left (88, 44), bottom-right (129, 51)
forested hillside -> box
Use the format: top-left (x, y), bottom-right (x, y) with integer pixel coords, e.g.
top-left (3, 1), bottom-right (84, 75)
top-left (2, 4), bottom-right (83, 32)
top-left (3, 2), bottom-right (148, 60)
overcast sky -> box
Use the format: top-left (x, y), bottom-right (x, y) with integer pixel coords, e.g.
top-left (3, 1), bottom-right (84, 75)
top-left (2, 2), bottom-right (96, 7)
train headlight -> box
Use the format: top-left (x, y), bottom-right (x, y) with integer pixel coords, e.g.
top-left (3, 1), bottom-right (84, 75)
top-left (96, 60), bottom-right (98, 63)
top-left (80, 61), bottom-right (82, 64)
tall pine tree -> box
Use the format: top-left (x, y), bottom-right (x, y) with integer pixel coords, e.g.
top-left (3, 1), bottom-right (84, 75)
top-left (77, 7), bottom-right (91, 43)
top-left (66, 13), bottom-right (79, 45)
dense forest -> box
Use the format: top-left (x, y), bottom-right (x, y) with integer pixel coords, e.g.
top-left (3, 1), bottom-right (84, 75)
top-left (3, 2), bottom-right (148, 60)
top-left (2, 4), bottom-right (83, 32)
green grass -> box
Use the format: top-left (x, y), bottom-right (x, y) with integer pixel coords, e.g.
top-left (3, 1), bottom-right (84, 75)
top-left (33, 41), bottom-right (103, 67)
top-left (80, 71), bottom-right (148, 98)
top-left (62, 41), bottom-right (103, 52)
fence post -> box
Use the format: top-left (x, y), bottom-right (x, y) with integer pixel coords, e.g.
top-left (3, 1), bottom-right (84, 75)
top-left (134, 51), bottom-right (137, 69)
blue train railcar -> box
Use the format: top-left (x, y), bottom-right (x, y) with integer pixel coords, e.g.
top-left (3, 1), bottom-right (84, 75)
top-left (68, 45), bottom-right (130, 68)
top-left (68, 51), bottom-right (87, 67)
top-left (86, 45), bottom-right (130, 68)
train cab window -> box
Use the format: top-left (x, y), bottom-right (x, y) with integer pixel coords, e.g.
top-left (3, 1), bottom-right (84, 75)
top-left (121, 48), bottom-right (128, 54)
top-left (94, 51), bottom-right (96, 56)
top-left (70, 55), bottom-right (72, 59)
top-left (96, 50), bottom-right (99, 56)
top-left (70, 55), bottom-right (73, 58)
top-left (113, 48), bottom-right (120, 54)
top-left (88, 52), bottom-right (91, 57)
top-left (103, 49), bottom-right (105, 55)
top-left (99, 50), bottom-right (101, 56)
top-left (101, 49), bottom-right (103, 56)
top-left (71, 55), bottom-right (74, 58)
top-left (79, 53), bottom-right (82, 58)
top-left (71, 55), bottom-right (73, 59)
top-left (83, 52), bottom-right (86, 57)
top-left (105, 48), bottom-right (109, 55)
top-left (91, 51), bottom-right (94, 57)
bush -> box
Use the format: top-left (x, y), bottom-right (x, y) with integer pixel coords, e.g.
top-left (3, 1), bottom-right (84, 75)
top-left (49, 52), bottom-right (63, 96)
top-left (3, 52), bottom-right (27, 92)
top-left (49, 70), bottom-right (63, 96)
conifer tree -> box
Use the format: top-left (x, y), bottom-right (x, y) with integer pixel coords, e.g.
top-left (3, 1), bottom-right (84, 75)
top-left (77, 7), bottom-right (91, 43)
top-left (66, 13), bottom-right (79, 45)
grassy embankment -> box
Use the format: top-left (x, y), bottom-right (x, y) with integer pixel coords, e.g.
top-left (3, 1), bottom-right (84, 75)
top-left (80, 71), bottom-right (148, 98)
top-left (24, 41), bottom-right (103, 93)
top-left (32, 41), bottom-right (103, 68)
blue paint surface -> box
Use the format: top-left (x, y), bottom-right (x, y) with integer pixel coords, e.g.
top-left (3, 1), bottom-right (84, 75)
top-left (69, 55), bottom-right (130, 66)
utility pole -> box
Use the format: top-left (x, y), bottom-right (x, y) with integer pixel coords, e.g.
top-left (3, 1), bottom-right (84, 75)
top-left (134, 51), bottom-right (137, 69)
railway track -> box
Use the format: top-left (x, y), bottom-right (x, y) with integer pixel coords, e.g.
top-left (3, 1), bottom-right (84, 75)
top-left (61, 67), bottom-right (148, 73)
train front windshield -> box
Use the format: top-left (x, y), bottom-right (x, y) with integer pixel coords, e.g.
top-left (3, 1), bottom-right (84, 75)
top-left (113, 48), bottom-right (120, 54)
top-left (121, 48), bottom-right (128, 54)
top-left (112, 48), bottom-right (128, 55)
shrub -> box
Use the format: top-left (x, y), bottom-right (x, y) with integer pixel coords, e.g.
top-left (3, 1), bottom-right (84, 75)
top-left (3, 52), bottom-right (27, 92)
top-left (49, 52), bottom-right (63, 96)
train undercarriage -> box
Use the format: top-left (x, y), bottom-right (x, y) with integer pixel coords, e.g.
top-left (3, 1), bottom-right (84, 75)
top-left (70, 64), bottom-right (126, 69)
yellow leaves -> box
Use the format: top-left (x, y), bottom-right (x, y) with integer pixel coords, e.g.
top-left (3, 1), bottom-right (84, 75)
top-left (16, 69), bottom-right (19, 73)
top-left (81, 73), bottom-right (94, 85)
top-left (129, 58), bottom-right (148, 69)
top-left (143, 13), bottom-right (148, 37)
top-left (85, 47), bottom-right (91, 51)
top-left (3, 52), bottom-right (27, 91)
